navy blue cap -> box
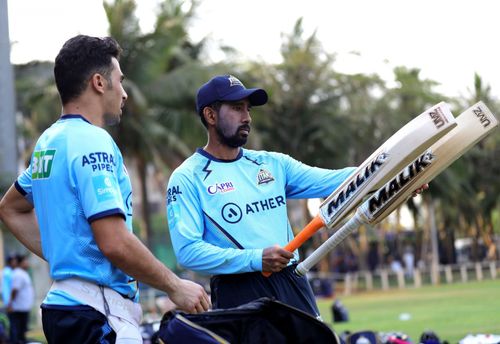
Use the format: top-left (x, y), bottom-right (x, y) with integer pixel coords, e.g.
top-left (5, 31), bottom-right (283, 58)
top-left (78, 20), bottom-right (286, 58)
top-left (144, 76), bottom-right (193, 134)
top-left (196, 75), bottom-right (268, 115)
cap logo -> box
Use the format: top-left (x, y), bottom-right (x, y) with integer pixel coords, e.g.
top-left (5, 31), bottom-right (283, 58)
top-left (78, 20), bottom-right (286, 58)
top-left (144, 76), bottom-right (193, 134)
top-left (228, 75), bottom-right (244, 87)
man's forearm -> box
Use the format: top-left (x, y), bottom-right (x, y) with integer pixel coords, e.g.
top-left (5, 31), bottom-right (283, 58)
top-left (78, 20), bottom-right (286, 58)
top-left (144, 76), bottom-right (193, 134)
top-left (0, 185), bottom-right (44, 259)
top-left (110, 232), bottom-right (182, 294)
top-left (1, 210), bottom-right (43, 259)
top-left (92, 216), bottom-right (182, 294)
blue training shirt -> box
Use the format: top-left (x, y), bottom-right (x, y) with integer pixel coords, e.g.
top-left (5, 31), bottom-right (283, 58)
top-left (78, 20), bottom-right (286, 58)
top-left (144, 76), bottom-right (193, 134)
top-left (166, 148), bottom-right (355, 275)
top-left (16, 115), bottom-right (137, 305)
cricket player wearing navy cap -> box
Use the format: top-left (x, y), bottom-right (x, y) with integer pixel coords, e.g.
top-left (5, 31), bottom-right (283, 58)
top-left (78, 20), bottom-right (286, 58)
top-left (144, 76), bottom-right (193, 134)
top-left (166, 74), bottom-right (355, 318)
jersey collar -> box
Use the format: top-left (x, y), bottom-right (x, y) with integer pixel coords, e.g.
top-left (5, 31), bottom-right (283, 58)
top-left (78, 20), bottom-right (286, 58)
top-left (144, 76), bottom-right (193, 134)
top-left (196, 147), bottom-right (243, 162)
top-left (60, 114), bottom-right (91, 124)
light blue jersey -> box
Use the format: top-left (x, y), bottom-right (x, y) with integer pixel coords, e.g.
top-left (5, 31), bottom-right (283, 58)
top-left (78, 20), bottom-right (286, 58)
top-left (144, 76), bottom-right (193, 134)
top-left (166, 148), bottom-right (355, 275)
top-left (1, 267), bottom-right (13, 305)
top-left (16, 115), bottom-right (137, 305)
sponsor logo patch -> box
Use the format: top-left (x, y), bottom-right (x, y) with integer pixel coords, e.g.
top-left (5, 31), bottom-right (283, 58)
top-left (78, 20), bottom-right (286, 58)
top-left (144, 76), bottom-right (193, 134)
top-left (167, 185), bottom-right (182, 204)
top-left (92, 175), bottom-right (119, 202)
top-left (207, 181), bottom-right (235, 195)
top-left (32, 149), bottom-right (56, 179)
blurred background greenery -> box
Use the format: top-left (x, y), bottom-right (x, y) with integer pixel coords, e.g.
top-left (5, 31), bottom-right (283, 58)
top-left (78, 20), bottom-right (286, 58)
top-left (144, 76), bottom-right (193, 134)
top-left (1, 0), bottom-right (499, 341)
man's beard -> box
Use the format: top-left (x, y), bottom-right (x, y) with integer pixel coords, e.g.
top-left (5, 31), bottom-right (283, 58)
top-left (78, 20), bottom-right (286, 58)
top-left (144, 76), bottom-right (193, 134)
top-left (103, 112), bottom-right (121, 126)
top-left (216, 123), bottom-right (249, 148)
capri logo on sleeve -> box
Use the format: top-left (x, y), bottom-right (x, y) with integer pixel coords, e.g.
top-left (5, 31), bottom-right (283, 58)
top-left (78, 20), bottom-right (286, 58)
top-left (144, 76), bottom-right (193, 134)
top-left (32, 149), bottom-right (56, 179)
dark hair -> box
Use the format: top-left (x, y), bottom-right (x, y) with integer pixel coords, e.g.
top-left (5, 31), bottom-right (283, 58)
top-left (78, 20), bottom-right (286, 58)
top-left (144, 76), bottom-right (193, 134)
top-left (15, 254), bottom-right (27, 262)
top-left (6, 254), bottom-right (17, 265)
top-left (54, 35), bottom-right (122, 105)
top-left (200, 101), bottom-right (223, 128)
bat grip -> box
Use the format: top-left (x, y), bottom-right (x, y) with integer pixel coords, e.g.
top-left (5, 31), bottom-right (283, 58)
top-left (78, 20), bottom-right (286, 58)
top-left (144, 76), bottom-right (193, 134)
top-left (284, 215), bottom-right (325, 252)
top-left (295, 213), bottom-right (364, 276)
top-left (262, 215), bottom-right (325, 277)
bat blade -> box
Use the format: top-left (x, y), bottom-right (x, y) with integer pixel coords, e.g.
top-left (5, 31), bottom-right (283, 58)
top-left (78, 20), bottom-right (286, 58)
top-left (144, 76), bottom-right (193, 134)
top-left (364, 101), bottom-right (498, 223)
top-left (289, 102), bottom-right (456, 252)
top-left (263, 102), bottom-right (456, 277)
top-left (295, 101), bottom-right (498, 276)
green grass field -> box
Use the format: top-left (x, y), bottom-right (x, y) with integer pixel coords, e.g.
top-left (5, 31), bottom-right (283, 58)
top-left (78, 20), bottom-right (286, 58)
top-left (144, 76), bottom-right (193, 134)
top-left (317, 279), bottom-right (500, 343)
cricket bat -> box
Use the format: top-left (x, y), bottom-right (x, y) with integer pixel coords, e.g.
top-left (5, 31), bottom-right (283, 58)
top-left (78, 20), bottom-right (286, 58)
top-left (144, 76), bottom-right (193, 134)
top-left (263, 102), bottom-right (456, 277)
top-left (295, 101), bottom-right (498, 276)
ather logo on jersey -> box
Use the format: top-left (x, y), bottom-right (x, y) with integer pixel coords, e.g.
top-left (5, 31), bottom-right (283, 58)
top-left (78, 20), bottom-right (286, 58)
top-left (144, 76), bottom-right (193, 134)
top-left (32, 149), bottom-right (56, 179)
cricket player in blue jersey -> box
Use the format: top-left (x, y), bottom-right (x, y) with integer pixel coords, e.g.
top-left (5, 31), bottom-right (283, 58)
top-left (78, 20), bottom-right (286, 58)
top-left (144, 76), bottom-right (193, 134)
top-left (166, 74), bottom-right (356, 318)
top-left (0, 35), bottom-right (210, 343)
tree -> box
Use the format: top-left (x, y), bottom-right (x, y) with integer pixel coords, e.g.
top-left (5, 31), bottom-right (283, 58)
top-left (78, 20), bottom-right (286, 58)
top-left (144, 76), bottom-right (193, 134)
top-left (14, 62), bottom-right (60, 166)
top-left (249, 19), bottom-right (349, 167)
top-left (458, 74), bottom-right (500, 261)
top-left (103, 0), bottom-right (207, 247)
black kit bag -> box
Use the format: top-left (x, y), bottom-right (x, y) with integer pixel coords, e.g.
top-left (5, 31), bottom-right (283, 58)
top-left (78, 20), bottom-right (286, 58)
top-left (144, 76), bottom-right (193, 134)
top-left (156, 297), bottom-right (340, 344)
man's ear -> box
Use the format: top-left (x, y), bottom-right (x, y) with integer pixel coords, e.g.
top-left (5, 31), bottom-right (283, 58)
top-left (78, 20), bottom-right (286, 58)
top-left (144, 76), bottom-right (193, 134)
top-left (90, 73), bottom-right (106, 94)
top-left (203, 107), bottom-right (216, 126)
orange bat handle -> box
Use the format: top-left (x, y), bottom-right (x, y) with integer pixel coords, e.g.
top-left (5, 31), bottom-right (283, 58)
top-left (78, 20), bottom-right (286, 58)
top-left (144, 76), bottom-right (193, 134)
top-left (262, 215), bottom-right (326, 277)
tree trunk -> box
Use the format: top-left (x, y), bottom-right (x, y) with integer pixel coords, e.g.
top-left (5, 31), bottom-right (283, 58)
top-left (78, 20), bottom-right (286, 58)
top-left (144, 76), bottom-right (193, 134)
top-left (0, 0), bottom-right (18, 188)
top-left (138, 156), bottom-right (153, 248)
top-left (428, 197), bottom-right (440, 284)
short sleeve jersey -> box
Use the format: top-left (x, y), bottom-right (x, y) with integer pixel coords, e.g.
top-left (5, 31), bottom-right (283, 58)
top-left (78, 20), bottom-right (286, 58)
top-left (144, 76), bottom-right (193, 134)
top-left (15, 115), bottom-right (137, 303)
top-left (166, 148), bottom-right (355, 275)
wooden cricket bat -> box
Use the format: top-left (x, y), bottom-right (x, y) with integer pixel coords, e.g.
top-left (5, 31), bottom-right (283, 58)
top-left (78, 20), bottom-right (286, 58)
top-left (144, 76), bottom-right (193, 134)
top-left (295, 101), bottom-right (498, 276)
top-left (263, 102), bottom-right (456, 277)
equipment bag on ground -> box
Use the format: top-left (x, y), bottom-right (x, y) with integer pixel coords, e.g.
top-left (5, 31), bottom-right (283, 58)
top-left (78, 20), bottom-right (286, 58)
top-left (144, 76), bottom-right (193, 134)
top-left (156, 297), bottom-right (340, 344)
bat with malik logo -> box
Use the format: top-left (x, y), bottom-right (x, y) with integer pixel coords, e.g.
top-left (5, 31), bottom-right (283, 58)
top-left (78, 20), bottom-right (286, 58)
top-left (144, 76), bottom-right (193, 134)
top-left (263, 102), bottom-right (457, 277)
top-left (295, 101), bottom-right (498, 276)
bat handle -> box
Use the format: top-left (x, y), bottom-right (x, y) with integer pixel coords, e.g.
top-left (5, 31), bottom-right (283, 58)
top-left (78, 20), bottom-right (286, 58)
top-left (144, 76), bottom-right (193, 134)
top-left (262, 215), bottom-right (325, 278)
top-left (285, 215), bottom-right (326, 252)
top-left (295, 213), bottom-right (364, 276)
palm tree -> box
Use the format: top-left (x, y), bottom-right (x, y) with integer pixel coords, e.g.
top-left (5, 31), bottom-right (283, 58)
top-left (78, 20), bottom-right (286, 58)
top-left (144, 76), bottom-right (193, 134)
top-left (250, 19), bottom-right (348, 167)
top-left (14, 62), bottom-right (60, 166)
top-left (103, 0), bottom-right (207, 247)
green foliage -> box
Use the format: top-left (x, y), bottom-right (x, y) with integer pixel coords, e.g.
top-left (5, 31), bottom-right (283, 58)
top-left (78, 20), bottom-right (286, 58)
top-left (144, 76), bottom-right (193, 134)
top-left (14, 62), bottom-right (60, 165)
top-left (250, 19), bottom-right (349, 167)
top-left (102, 0), bottom-right (211, 246)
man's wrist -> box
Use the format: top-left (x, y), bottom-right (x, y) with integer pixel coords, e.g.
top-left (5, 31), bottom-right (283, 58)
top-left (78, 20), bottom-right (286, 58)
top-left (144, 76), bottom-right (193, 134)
top-left (163, 269), bottom-right (181, 294)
